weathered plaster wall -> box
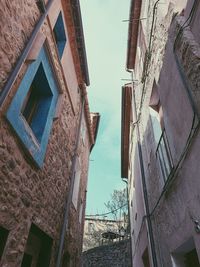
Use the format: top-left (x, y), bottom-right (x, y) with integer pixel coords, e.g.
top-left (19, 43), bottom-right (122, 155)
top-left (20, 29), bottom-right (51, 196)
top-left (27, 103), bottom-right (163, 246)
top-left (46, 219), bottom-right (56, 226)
top-left (146, 13), bottom-right (200, 266)
top-left (82, 239), bottom-right (132, 267)
top-left (128, 0), bottom-right (200, 266)
top-left (0, 1), bottom-right (91, 267)
top-left (129, 3), bottom-right (178, 266)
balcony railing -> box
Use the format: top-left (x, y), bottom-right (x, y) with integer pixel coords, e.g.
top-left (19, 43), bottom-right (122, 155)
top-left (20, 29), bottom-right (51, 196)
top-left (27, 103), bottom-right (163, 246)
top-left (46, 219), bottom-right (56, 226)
top-left (156, 129), bottom-right (173, 182)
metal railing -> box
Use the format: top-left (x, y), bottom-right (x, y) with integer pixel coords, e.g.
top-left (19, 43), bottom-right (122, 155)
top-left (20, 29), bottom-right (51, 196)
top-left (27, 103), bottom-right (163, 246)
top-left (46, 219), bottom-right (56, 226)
top-left (156, 129), bottom-right (173, 182)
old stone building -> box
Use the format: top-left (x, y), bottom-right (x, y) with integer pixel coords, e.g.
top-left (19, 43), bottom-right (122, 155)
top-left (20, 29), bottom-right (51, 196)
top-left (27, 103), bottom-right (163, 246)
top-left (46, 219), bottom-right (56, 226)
top-left (0, 0), bottom-right (99, 266)
top-left (83, 217), bottom-right (125, 251)
top-left (82, 217), bottom-right (131, 266)
top-left (121, 0), bottom-right (200, 266)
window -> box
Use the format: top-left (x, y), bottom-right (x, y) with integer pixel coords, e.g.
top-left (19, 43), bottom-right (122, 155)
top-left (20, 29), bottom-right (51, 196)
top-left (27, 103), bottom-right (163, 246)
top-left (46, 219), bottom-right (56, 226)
top-left (171, 237), bottom-right (200, 267)
top-left (53, 12), bottom-right (67, 59)
top-left (0, 226), bottom-right (9, 260)
top-left (184, 249), bottom-right (200, 267)
top-left (21, 64), bottom-right (53, 143)
top-left (79, 200), bottom-right (83, 224)
top-left (149, 108), bottom-right (162, 144)
top-left (6, 45), bottom-right (59, 168)
top-left (81, 116), bottom-right (86, 146)
top-left (150, 108), bottom-right (173, 182)
top-left (107, 224), bottom-right (113, 231)
top-left (72, 158), bottom-right (81, 209)
top-left (21, 224), bottom-right (53, 267)
top-left (62, 252), bottom-right (71, 267)
top-left (142, 248), bottom-right (150, 267)
top-left (156, 128), bottom-right (173, 182)
top-left (149, 81), bottom-right (173, 182)
top-left (88, 223), bottom-right (94, 233)
top-left (21, 254), bottom-right (32, 267)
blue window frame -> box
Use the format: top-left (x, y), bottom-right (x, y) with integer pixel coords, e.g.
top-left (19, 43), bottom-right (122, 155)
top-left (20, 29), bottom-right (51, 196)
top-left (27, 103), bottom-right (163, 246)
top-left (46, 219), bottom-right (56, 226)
top-left (6, 45), bottom-right (59, 168)
top-left (53, 12), bottom-right (67, 59)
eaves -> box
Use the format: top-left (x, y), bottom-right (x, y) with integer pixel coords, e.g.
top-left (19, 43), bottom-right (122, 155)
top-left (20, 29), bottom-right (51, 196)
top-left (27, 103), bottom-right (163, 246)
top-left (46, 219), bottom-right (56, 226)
top-left (126, 0), bottom-right (142, 70)
top-left (70, 0), bottom-right (90, 86)
top-left (121, 85), bottom-right (132, 178)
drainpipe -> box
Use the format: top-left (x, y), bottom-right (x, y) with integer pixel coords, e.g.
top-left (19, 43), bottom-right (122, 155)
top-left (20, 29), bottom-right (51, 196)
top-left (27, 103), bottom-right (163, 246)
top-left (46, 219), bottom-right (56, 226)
top-left (56, 93), bottom-right (85, 267)
top-left (0, 0), bottom-right (55, 107)
top-left (122, 178), bottom-right (133, 267)
top-left (131, 82), bottom-right (158, 267)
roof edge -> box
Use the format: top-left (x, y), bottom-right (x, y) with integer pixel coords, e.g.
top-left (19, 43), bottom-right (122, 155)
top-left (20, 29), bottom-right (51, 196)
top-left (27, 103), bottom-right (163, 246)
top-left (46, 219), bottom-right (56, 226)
top-left (126, 0), bottom-right (142, 70)
top-left (90, 113), bottom-right (100, 152)
top-left (70, 0), bottom-right (90, 86)
top-left (121, 85), bottom-right (132, 178)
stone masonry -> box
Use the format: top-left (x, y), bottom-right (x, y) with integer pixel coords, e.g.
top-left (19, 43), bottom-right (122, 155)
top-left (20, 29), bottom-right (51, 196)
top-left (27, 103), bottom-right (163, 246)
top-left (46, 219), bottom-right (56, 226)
top-left (0, 0), bottom-right (99, 266)
top-left (82, 239), bottom-right (132, 267)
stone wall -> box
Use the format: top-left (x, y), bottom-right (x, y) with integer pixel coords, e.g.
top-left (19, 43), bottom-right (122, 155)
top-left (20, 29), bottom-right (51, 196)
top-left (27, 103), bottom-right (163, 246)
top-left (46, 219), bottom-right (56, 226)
top-left (0, 1), bottom-right (93, 266)
top-left (82, 239), bottom-right (131, 267)
top-left (0, 0), bottom-right (40, 91)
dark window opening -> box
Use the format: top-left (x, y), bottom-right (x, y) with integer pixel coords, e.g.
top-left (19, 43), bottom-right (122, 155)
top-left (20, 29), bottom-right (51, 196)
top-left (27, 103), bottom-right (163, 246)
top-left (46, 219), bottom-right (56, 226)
top-left (172, 237), bottom-right (200, 267)
top-left (142, 248), bottom-right (150, 267)
top-left (53, 12), bottom-right (67, 58)
top-left (21, 63), bottom-right (53, 143)
top-left (21, 224), bottom-right (53, 267)
top-left (0, 226), bottom-right (9, 260)
top-left (184, 249), bottom-right (200, 267)
top-left (21, 253), bottom-right (33, 267)
top-left (156, 128), bottom-right (173, 182)
top-left (6, 45), bottom-right (59, 167)
top-left (62, 252), bottom-right (71, 267)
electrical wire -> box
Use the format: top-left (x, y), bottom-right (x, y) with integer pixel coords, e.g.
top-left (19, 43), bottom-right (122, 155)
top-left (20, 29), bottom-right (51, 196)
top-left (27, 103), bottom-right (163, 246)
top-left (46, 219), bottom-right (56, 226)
top-left (85, 203), bottom-right (128, 217)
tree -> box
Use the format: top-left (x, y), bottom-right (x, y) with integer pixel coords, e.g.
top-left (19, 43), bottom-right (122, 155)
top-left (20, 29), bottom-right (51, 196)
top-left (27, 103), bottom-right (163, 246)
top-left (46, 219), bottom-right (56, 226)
top-left (104, 188), bottom-right (128, 232)
top-left (83, 188), bottom-right (129, 251)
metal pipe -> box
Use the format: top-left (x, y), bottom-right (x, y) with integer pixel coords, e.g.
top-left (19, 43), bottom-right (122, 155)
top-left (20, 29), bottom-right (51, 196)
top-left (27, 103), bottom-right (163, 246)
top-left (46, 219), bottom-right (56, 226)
top-left (56, 94), bottom-right (85, 267)
top-left (122, 178), bottom-right (133, 267)
top-left (0, 0), bottom-right (55, 107)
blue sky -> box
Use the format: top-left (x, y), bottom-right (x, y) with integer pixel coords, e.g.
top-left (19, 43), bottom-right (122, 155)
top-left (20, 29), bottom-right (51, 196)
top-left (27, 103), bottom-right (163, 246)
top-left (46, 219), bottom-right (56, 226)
top-left (80, 0), bottom-right (130, 215)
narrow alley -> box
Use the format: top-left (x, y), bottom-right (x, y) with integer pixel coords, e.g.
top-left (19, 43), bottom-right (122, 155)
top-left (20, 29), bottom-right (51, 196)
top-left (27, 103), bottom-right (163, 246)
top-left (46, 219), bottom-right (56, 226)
top-left (0, 0), bottom-right (200, 267)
